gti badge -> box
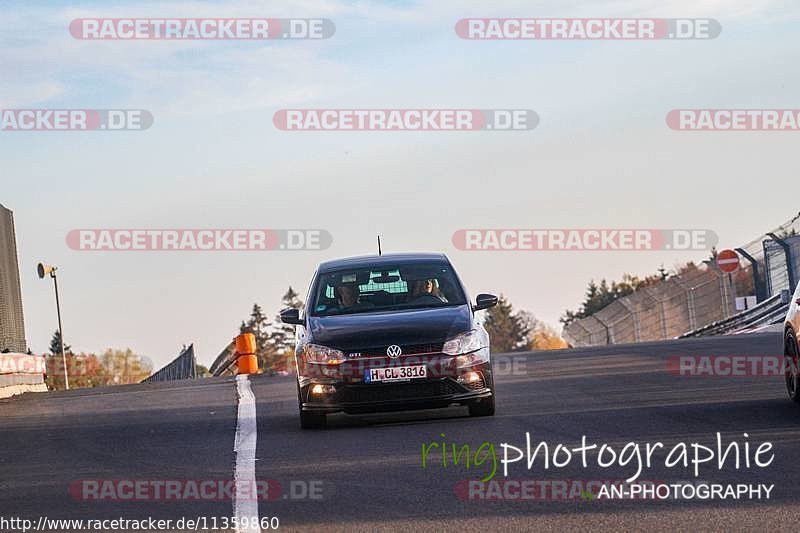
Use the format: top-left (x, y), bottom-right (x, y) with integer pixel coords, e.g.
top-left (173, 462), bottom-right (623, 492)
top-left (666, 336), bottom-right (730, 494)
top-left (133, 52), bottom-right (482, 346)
top-left (386, 345), bottom-right (402, 358)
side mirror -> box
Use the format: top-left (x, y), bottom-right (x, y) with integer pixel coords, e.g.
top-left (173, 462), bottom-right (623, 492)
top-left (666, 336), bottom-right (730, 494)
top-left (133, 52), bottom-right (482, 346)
top-left (473, 293), bottom-right (498, 311)
top-left (279, 307), bottom-right (303, 325)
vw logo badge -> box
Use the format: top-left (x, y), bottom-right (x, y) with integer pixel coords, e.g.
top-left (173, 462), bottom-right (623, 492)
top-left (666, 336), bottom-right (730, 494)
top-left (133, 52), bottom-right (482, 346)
top-left (386, 345), bottom-right (402, 358)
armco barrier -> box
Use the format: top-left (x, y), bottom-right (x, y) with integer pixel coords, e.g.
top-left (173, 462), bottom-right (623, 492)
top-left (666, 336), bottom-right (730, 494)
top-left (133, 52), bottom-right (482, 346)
top-left (0, 353), bottom-right (47, 398)
top-left (562, 267), bottom-right (729, 346)
top-left (141, 345), bottom-right (196, 383)
top-left (209, 340), bottom-right (237, 377)
top-left (562, 213), bottom-right (800, 347)
top-left (679, 291), bottom-right (790, 338)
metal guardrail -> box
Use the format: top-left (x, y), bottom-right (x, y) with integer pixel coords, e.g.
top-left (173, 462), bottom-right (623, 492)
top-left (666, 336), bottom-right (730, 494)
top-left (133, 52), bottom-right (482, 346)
top-left (562, 266), bottom-right (728, 346)
top-left (210, 340), bottom-right (237, 377)
top-left (141, 345), bottom-right (197, 383)
top-left (562, 213), bottom-right (800, 347)
top-left (679, 290), bottom-right (790, 338)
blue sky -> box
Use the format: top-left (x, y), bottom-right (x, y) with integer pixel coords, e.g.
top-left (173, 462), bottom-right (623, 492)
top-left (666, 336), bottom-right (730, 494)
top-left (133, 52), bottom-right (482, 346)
top-left (3, 0), bottom-right (800, 367)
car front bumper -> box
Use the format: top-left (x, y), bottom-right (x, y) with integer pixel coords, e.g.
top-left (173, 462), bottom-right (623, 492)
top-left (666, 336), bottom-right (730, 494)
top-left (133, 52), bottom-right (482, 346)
top-left (299, 374), bottom-right (493, 415)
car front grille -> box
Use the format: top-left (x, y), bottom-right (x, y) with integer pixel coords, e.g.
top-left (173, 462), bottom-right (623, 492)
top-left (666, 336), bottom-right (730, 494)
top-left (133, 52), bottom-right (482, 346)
top-left (353, 342), bottom-right (445, 357)
top-left (341, 379), bottom-right (461, 403)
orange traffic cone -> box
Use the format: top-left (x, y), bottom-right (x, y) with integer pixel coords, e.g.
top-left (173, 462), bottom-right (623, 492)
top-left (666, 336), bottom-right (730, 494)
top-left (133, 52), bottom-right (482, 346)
top-left (235, 333), bottom-right (259, 374)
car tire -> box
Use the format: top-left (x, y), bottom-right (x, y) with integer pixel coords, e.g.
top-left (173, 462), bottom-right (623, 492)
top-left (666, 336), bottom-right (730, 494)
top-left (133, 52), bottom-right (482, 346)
top-left (468, 396), bottom-right (495, 417)
top-left (785, 331), bottom-right (800, 403)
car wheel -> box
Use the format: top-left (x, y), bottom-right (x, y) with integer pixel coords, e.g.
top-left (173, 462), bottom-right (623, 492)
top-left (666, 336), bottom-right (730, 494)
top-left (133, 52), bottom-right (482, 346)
top-left (785, 331), bottom-right (800, 403)
top-left (468, 396), bottom-right (495, 417)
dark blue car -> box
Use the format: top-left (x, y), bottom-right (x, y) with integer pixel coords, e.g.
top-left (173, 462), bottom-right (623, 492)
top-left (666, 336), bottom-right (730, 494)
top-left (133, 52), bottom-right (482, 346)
top-left (280, 252), bottom-right (498, 429)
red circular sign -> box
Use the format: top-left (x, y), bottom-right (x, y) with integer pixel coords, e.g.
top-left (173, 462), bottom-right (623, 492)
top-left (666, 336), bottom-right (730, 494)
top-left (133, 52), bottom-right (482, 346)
top-left (717, 249), bottom-right (740, 273)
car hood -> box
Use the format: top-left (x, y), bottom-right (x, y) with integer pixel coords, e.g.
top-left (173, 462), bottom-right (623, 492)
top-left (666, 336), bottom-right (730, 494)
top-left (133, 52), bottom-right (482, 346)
top-left (307, 305), bottom-right (472, 351)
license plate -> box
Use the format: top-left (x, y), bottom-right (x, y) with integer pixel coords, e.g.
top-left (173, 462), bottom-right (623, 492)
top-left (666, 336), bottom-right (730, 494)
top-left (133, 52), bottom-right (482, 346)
top-left (366, 365), bottom-right (427, 383)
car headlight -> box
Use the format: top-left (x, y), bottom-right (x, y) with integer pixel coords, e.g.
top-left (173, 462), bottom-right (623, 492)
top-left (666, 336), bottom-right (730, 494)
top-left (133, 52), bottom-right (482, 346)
top-left (302, 344), bottom-right (346, 365)
top-left (443, 330), bottom-right (490, 366)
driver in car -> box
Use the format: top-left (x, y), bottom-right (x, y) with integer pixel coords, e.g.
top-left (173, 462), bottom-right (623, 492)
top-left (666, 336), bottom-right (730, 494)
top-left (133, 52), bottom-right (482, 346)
top-left (409, 279), bottom-right (447, 304)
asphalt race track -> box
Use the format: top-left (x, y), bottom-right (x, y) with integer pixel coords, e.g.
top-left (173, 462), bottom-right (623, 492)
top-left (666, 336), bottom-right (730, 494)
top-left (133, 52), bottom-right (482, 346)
top-left (2, 331), bottom-right (799, 531)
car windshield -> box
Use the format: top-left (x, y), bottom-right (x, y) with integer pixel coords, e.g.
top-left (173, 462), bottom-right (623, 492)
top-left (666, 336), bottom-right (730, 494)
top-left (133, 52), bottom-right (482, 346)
top-left (311, 262), bottom-right (467, 316)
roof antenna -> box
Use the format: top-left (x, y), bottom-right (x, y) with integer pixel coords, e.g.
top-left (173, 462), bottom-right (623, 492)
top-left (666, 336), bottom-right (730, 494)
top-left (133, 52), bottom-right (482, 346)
top-left (377, 235), bottom-right (382, 256)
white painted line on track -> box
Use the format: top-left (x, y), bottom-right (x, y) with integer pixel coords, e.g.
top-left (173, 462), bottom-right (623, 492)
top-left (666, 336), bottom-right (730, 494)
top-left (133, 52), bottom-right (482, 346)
top-left (234, 375), bottom-right (261, 533)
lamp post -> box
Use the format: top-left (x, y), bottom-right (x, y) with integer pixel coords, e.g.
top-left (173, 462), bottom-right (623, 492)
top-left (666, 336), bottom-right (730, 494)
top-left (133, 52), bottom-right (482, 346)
top-left (38, 263), bottom-right (69, 390)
